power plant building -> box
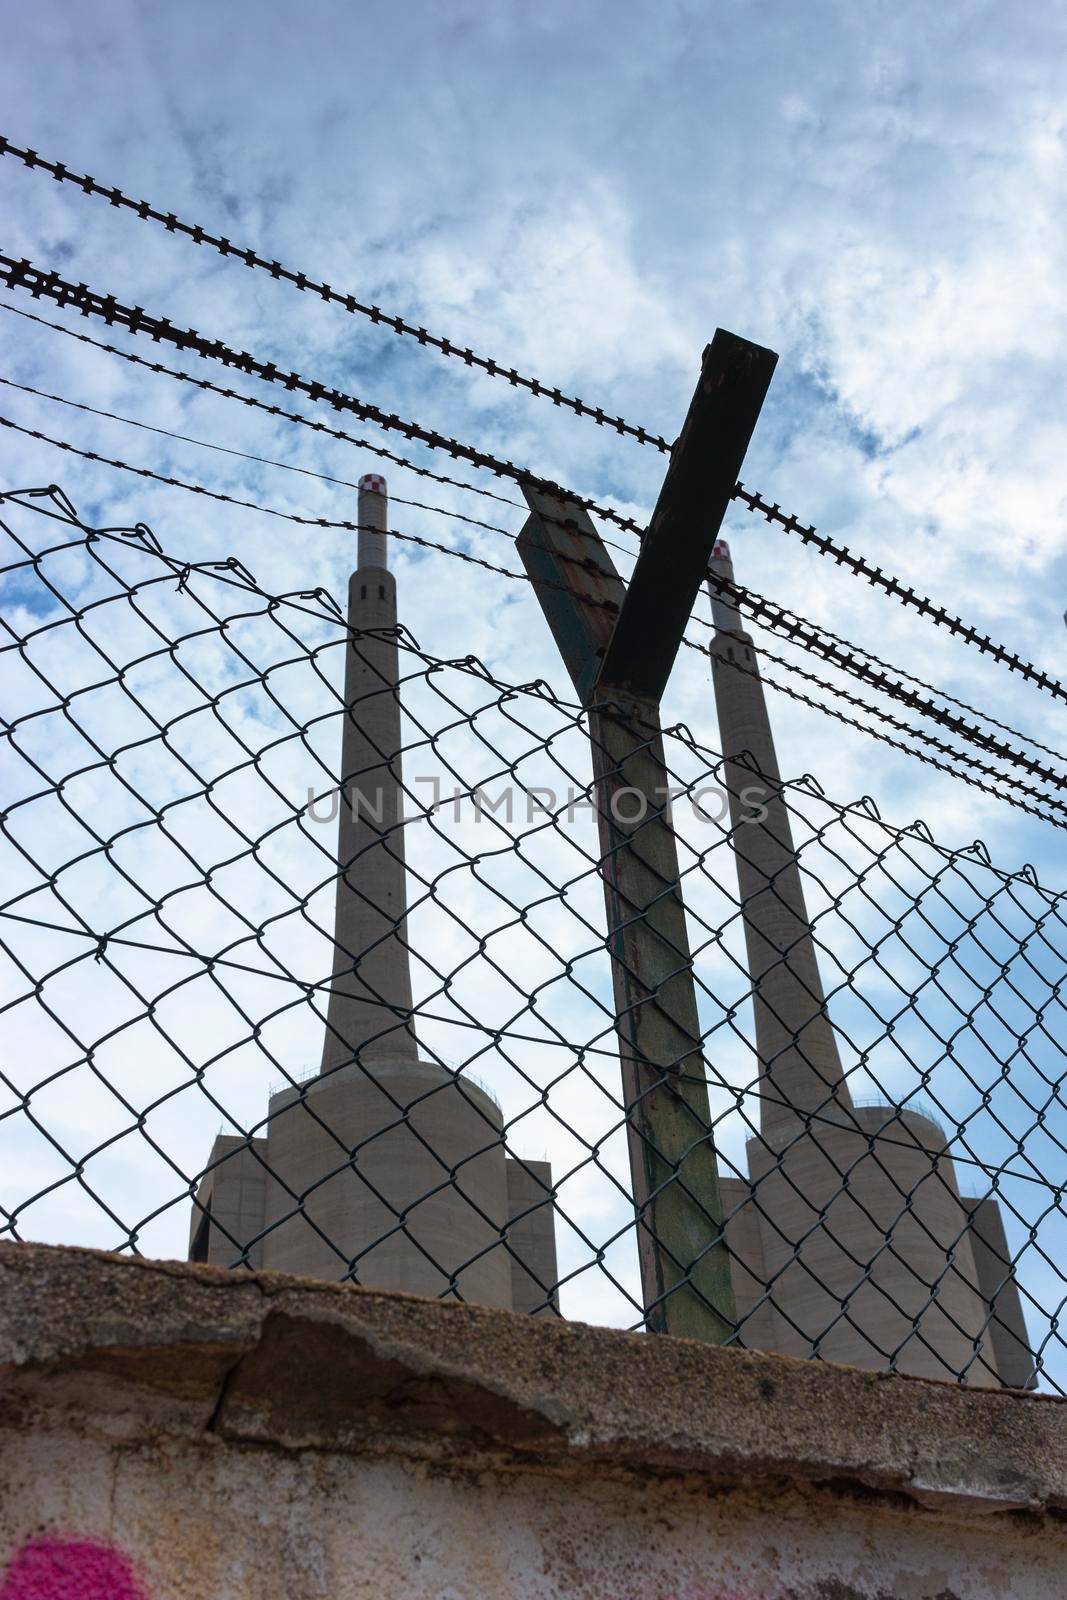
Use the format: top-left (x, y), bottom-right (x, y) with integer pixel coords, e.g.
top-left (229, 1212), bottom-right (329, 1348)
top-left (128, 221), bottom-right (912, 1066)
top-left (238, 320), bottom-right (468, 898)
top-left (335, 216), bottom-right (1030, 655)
top-left (190, 476), bottom-right (558, 1314)
top-left (189, 488), bottom-right (1032, 1384)
top-left (707, 538), bottom-right (1034, 1387)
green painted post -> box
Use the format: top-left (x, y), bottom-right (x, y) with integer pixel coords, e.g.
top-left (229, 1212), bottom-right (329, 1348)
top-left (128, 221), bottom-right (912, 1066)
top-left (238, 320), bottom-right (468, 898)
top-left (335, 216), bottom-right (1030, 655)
top-left (517, 331), bottom-right (777, 1340)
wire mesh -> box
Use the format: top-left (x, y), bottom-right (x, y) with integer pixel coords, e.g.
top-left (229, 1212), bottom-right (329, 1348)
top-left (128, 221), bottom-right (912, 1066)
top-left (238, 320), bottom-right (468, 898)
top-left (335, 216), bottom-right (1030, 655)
top-left (2, 485), bottom-right (1064, 1390)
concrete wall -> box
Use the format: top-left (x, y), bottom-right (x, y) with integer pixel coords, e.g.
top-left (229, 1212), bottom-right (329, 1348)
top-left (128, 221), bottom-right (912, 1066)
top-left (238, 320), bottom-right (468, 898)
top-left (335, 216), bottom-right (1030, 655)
top-left (2, 1243), bottom-right (1065, 1600)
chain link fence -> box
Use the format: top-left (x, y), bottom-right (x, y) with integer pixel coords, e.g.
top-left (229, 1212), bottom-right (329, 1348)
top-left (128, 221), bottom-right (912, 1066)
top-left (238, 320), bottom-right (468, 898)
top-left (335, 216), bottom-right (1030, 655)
top-left (2, 485), bottom-right (1063, 1390)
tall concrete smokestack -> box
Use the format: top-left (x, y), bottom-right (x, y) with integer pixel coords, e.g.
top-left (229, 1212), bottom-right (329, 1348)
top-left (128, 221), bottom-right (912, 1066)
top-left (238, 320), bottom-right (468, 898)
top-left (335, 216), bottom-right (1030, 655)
top-left (707, 539), bottom-right (1031, 1385)
top-left (706, 538), bottom-right (853, 1144)
top-left (319, 473), bottom-right (418, 1073)
top-left (191, 474), bottom-right (559, 1314)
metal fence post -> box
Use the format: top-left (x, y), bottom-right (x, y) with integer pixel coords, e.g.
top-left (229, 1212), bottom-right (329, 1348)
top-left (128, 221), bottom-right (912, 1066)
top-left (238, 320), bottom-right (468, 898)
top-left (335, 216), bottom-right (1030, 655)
top-left (517, 331), bottom-right (777, 1340)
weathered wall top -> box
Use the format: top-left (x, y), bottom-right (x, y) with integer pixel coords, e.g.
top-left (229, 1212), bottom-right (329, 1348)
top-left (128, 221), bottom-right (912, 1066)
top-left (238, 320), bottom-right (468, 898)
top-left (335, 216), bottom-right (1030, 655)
top-left (1, 1240), bottom-right (1063, 1516)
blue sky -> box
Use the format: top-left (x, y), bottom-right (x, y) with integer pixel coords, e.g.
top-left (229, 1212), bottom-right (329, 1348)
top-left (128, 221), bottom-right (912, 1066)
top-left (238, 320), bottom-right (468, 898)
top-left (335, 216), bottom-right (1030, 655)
top-left (1, 1), bottom-right (1066, 1360)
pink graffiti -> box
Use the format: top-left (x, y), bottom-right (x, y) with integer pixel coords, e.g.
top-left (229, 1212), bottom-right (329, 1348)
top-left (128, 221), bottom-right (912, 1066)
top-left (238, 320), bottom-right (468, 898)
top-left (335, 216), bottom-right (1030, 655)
top-left (0, 1540), bottom-right (147, 1600)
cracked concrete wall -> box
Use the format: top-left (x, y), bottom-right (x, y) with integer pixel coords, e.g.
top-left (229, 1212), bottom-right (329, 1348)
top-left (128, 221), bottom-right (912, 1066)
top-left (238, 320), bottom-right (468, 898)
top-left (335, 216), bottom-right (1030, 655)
top-left (2, 1243), bottom-right (1065, 1600)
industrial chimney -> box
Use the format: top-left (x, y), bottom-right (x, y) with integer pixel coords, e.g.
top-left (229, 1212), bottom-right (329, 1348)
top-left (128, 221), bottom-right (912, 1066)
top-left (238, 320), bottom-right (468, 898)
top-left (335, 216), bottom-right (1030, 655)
top-left (707, 539), bottom-right (1033, 1386)
top-left (190, 477), bottom-right (558, 1314)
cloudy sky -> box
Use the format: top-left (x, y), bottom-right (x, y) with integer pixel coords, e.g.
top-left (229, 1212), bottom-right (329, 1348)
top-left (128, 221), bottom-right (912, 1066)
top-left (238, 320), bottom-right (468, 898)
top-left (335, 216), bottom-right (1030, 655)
top-left (1, 1), bottom-right (1066, 1364)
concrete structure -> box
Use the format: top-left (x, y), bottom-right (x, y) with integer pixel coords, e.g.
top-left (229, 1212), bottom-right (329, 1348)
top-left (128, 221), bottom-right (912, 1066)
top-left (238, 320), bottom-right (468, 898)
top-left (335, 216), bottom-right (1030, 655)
top-left (708, 539), bottom-right (1034, 1386)
top-left (4, 1243), bottom-right (1066, 1600)
top-left (190, 476), bottom-right (557, 1313)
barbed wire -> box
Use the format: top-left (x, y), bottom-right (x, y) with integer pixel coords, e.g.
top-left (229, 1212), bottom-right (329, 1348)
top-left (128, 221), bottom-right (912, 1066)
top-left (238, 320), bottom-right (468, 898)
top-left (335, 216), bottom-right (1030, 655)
top-left (701, 575), bottom-right (1067, 790)
top-left (19, 330), bottom-right (1056, 804)
top-left (705, 568), bottom-right (1066, 770)
top-left (8, 312), bottom-right (1062, 772)
top-left (6, 404), bottom-right (1067, 829)
top-left (0, 369), bottom-right (574, 553)
top-left (4, 133), bottom-right (1060, 724)
top-left (0, 406), bottom-right (596, 598)
top-left (732, 483), bottom-right (1067, 706)
top-left (10, 296), bottom-right (1065, 806)
top-left (0, 369), bottom-right (400, 495)
top-left (0, 252), bottom-right (649, 543)
top-left (3, 253), bottom-right (1061, 715)
top-left (8, 396), bottom-right (1067, 825)
top-left (684, 634), bottom-right (1067, 831)
top-left (7, 343), bottom-right (1060, 794)
top-left (0, 301), bottom-right (549, 529)
top-left (0, 132), bottom-right (674, 452)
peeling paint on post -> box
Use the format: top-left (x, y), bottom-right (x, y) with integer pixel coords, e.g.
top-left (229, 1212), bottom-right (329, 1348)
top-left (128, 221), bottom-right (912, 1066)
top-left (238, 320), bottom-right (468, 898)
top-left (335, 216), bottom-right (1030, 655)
top-left (589, 689), bottom-right (737, 1340)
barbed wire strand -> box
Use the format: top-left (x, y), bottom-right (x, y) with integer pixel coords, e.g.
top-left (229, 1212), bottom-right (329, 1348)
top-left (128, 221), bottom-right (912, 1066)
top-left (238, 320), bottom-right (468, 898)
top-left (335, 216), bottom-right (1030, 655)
top-left (3, 363), bottom-right (1061, 811)
top-left (698, 569), bottom-right (1067, 769)
top-left (683, 635), bottom-right (1067, 831)
top-left (1, 135), bottom-right (1058, 718)
top-left (0, 404), bottom-right (1056, 829)
top-left (698, 577), bottom-right (1067, 789)
top-left (0, 133), bottom-right (674, 453)
top-left (0, 301), bottom-right (554, 531)
top-left (3, 409), bottom-right (1062, 836)
top-left (3, 252), bottom-right (1062, 712)
top-left (4, 370), bottom-right (1065, 802)
top-left (7, 297), bottom-right (1062, 783)
top-left (0, 368), bottom-right (580, 554)
top-left (0, 252), bottom-right (650, 541)
top-left (731, 482), bottom-right (1067, 705)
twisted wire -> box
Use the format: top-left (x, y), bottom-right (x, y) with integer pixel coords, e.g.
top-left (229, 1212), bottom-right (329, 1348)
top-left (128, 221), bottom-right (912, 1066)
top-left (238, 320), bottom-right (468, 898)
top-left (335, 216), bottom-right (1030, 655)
top-left (0, 301), bottom-right (539, 526)
top-left (684, 635), bottom-right (1066, 831)
top-left (733, 483), bottom-right (1067, 706)
top-left (6, 405), bottom-right (1066, 833)
top-left (3, 252), bottom-right (1060, 712)
top-left (701, 575), bottom-right (1067, 790)
top-left (9, 296), bottom-right (1062, 796)
top-left (0, 250), bottom-right (647, 543)
top-left (0, 132), bottom-right (673, 452)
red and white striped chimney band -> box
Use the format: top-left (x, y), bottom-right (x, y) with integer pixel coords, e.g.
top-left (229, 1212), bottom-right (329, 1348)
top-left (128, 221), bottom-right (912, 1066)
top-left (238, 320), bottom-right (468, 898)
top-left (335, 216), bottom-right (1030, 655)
top-left (358, 473), bottom-right (387, 494)
top-left (712, 539), bottom-right (731, 560)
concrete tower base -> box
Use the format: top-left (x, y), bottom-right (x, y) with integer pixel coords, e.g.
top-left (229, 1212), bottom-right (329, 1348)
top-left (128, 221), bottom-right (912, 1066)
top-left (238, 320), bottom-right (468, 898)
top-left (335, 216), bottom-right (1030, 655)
top-left (720, 1106), bottom-right (1034, 1386)
top-left (190, 1068), bottom-right (559, 1314)
top-left (260, 1061), bottom-right (513, 1305)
